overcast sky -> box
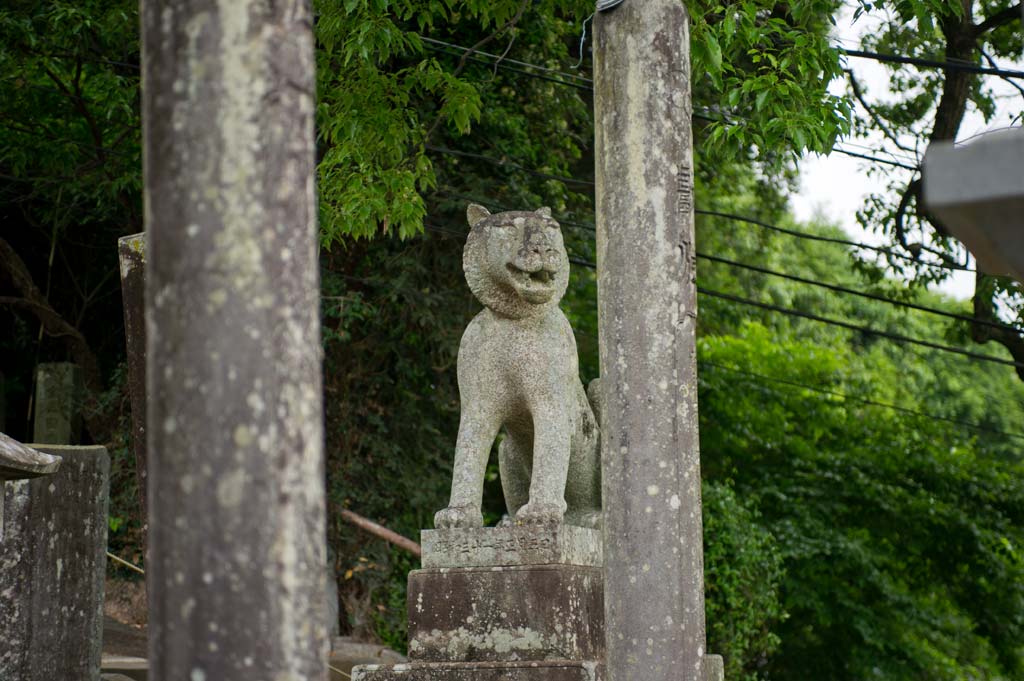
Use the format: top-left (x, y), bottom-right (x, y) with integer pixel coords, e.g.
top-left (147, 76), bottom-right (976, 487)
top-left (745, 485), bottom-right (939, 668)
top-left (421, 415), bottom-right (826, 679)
top-left (789, 6), bottom-right (1023, 300)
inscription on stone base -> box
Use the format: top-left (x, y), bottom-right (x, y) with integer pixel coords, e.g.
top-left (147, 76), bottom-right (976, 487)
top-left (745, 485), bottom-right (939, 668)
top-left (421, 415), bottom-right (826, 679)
top-left (353, 660), bottom-right (602, 681)
top-left (421, 526), bottom-right (601, 569)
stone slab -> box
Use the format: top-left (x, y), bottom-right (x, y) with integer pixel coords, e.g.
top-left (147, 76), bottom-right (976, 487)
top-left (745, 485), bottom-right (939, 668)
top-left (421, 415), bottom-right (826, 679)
top-left (32, 362), bottom-right (83, 445)
top-left (923, 130), bottom-right (1024, 282)
top-left (0, 431), bottom-right (62, 481)
top-left (0, 445), bottom-right (110, 680)
top-left (353, 660), bottom-right (602, 681)
top-left (408, 565), bottom-right (603, 663)
top-left (421, 525), bottom-right (601, 568)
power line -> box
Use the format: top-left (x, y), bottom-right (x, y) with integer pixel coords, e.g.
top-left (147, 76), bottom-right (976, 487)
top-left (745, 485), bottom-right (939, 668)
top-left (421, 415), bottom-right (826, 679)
top-left (428, 145), bottom-right (920, 198)
top-left (425, 145), bottom-right (595, 187)
top-left (842, 48), bottom-right (1024, 80)
top-left (694, 209), bottom-right (974, 273)
top-left (417, 220), bottom-right (1024, 436)
top-left (423, 222), bottom-right (1019, 371)
top-left (699, 360), bottom-right (1024, 441)
top-left (420, 37), bottom-right (721, 122)
top-left (698, 252), bottom-right (1017, 333)
top-left (697, 287), bottom-right (1024, 371)
top-left (429, 193), bottom-right (1007, 331)
top-left (418, 36), bottom-right (593, 85)
top-left (831, 146), bottom-right (918, 171)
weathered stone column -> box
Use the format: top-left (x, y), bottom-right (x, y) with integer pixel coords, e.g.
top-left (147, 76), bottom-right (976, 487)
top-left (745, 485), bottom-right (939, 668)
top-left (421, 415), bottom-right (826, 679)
top-left (594, 2), bottom-right (712, 680)
top-left (141, 1), bottom-right (326, 679)
top-left (1, 441), bottom-right (109, 681)
top-left (118, 234), bottom-right (149, 534)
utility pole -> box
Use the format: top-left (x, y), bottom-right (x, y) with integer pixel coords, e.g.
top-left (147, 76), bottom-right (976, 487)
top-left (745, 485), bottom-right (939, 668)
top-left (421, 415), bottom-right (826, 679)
top-left (141, 2), bottom-right (327, 679)
top-left (595, 1), bottom-right (721, 679)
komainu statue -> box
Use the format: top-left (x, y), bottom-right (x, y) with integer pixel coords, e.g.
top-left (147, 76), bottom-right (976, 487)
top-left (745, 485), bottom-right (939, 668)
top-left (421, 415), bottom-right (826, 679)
top-left (434, 204), bottom-right (601, 529)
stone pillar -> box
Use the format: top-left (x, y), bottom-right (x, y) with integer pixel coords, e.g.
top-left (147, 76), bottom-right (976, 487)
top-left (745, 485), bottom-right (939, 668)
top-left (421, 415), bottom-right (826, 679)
top-left (32, 362), bottom-right (83, 444)
top-left (118, 234), bottom-right (149, 532)
top-left (594, 2), bottom-right (717, 680)
top-left (353, 526), bottom-right (605, 680)
top-left (0, 444), bottom-right (109, 681)
top-left (141, 1), bottom-right (327, 679)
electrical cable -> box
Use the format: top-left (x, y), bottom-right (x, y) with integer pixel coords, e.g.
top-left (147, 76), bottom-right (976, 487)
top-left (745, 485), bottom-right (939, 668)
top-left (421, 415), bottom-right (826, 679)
top-left (423, 222), bottom-right (1020, 370)
top-left (699, 360), bottom-right (1024, 441)
top-left (693, 209), bottom-right (974, 272)
top-left (842, 48), bottom-right (1024, 80)
top-left (697, 287), bottom-right (1024, 371)
top-left (697, 252), bottom-right (1017, 333)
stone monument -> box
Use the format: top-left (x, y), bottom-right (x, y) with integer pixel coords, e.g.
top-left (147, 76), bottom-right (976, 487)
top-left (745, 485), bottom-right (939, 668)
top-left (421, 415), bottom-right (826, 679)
top-left (1, 435), bottom-right (110, 680)
top-left (354, 205), bottom-right (605, 680)
top-left (32, 362), bottom-right (83, 444)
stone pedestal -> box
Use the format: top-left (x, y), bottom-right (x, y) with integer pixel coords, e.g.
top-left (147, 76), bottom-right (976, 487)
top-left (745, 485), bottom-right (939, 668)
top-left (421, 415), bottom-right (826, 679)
top-left (354, 526), bottom-right (605, 681)
top-left (0, 445), bottom-right (110, 680)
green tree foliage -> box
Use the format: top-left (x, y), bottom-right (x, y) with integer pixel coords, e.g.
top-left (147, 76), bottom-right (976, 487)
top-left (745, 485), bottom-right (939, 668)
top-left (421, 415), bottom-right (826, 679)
top-left (839, 0), bottom-right (1024, 371)
top-left (2, 2), bottom-right (1024, 679)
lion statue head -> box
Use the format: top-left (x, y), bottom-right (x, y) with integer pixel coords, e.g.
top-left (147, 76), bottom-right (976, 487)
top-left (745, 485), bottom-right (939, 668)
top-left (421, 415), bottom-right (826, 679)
top-left (462, 204), bottom-right (571, 319)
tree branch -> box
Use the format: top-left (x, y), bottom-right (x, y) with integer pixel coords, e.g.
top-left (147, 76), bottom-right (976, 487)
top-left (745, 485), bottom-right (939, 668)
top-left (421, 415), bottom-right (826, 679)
top-left (980, 46), bottom-right (1024, 102)
top-left (973, 1), bottom-right (1023, 37)
top-left (421, 0), bottom-right (530, 144)
top-left (0, 235), bottom-right (109, 440)
top-left (847, 71), bottom-right (916, 154)
top-left (340, 509), bottom-right (422, 557)
top-left (972, 273), bottom-right (1024, 381)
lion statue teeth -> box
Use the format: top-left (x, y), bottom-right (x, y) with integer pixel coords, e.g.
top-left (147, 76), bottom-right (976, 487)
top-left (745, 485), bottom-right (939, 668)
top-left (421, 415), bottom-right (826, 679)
top-left (433, 204), bottom-right (602, 530)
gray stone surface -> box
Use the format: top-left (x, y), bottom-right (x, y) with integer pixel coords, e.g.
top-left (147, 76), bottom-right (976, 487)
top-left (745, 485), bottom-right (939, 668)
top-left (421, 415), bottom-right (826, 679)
top-left (704, 654), bottom-right (725, 681)
top-left (421, 525), bottom-right (601, 568)
top-left (117, 233), bottom-right (149, 528)
top-left (353, 660), bottom-right (602, 681)
top-left (32, 361), bottom-right (83, 444)
top-left (0, 445), bottom-right (110, 681)
top-left (923, 130), bottom-right (1024, 282)
top-left (594, 1), bottom-right (710, 680)
top-left (0, 431), bottom-right (62, 480)
top-left (142, 1), bottom-right (328, 678)
top-left (435, 205), bottom-right (600, 530)
top-left (407, 565), bottom-right (603, 663)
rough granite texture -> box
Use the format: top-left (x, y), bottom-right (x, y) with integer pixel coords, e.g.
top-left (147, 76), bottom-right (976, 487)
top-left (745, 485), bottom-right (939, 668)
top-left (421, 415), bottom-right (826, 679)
top-left (0, 445), bottom-right (109, 681)
top-left (353, 660), bottom-right (603, 681)
top-left (594, 1), bottom-right (712, 679)
top-left (142, 1), bottom-right (327, 679)
top-left (421, 526), bottom-right (602, 568)
top-left (435, 205), bottom-right (601, 529)
top-left (407, 565), bottom-right (604, 662)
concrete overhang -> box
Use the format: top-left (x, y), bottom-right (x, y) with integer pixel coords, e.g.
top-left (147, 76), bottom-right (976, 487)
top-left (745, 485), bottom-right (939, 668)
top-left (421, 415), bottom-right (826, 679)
top-left (923, 129), bottom-right (1024, 283)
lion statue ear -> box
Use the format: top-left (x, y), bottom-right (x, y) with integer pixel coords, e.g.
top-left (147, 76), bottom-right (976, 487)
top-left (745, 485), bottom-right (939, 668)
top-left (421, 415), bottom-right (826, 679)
top-left (535, 206), bottom-right (552, 218)
top-left (467, 204), bottom-right (491, 227)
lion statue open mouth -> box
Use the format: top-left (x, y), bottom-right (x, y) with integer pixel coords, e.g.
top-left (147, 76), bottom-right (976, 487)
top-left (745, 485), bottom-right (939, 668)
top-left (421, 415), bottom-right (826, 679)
top-left (434, 204), bottom-right (602, 530)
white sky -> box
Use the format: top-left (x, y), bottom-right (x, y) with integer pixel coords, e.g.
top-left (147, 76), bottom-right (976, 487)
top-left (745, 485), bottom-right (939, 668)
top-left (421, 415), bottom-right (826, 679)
top-left (789, 6), bottom-right (1024, 300)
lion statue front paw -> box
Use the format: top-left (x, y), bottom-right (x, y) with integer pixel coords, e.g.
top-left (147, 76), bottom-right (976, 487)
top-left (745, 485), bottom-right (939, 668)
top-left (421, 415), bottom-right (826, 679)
top-left (434, 505), bottom-right (483, 529)
top-left (515, 501), bottom-right (566, 526)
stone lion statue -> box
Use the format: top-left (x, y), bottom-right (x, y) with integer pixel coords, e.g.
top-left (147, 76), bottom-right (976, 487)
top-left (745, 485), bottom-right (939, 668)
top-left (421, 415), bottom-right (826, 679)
top-left (434, 204), bottom-right (602, 529)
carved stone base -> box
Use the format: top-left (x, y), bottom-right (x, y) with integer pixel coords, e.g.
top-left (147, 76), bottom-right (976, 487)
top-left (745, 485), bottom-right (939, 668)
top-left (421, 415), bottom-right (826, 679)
top-left (420, 526), bottom-right (601, 569)
top-left (352, 660), bottom-right (602, 681)
top-left (408, 564), bottom-right (603, 662)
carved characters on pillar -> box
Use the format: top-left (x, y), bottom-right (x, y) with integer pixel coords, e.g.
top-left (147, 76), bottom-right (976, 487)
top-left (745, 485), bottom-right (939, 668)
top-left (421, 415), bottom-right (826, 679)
top-left (434, 205), bottom-right (602, 530)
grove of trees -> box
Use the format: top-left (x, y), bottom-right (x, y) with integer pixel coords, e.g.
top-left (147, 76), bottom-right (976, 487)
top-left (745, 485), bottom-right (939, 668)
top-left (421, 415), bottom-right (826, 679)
top-left (1, 1), bottom-right (1021, 679)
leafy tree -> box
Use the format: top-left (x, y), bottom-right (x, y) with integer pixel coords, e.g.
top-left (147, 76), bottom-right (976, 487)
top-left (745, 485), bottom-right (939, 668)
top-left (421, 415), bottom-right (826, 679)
top-left (841, 0), bottom-right (1024, 374)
